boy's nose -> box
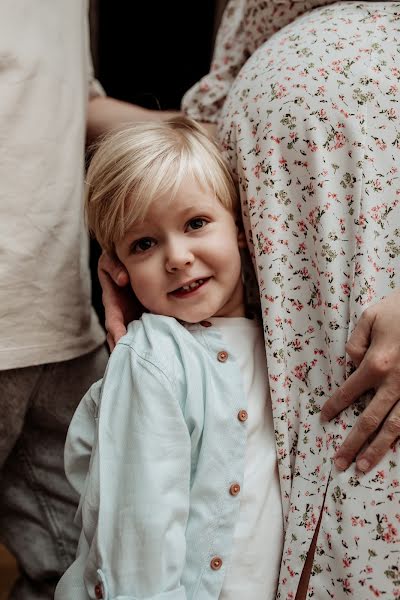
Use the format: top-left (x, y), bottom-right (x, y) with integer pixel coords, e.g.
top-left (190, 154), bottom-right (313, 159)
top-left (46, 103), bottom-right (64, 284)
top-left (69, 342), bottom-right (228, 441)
top-left (165, 242), bottom-right (194, 272)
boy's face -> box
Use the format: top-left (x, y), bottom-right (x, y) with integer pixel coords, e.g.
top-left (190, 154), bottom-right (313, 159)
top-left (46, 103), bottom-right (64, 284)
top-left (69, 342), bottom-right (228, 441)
top-left (115, 176), bottom-right (246, 323)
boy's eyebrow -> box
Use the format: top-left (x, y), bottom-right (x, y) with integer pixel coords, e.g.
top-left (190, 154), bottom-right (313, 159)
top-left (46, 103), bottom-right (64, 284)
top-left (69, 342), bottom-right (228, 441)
top-left (179, 204), bottom-right (213, 216)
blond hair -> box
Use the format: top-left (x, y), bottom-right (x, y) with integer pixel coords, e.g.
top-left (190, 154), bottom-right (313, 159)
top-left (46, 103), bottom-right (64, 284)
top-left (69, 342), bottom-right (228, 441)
top-left (85, 116), bottom-right (238, 252)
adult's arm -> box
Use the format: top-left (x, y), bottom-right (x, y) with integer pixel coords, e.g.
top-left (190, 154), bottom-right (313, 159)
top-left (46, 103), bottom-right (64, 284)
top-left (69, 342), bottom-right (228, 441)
top-left (69, 340), bottom-right (191, 599)
top-left (321, 290), bottom-right (400, 473)
top-left (86, 96), bottom-right (181, 145)
top-left (182, 0), bottom-right (249, 124)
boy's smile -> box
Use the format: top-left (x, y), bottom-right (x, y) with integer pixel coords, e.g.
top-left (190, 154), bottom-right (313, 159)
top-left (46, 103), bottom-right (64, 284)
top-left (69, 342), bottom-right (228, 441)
top-left (115, 176), bottom-right (246, 323)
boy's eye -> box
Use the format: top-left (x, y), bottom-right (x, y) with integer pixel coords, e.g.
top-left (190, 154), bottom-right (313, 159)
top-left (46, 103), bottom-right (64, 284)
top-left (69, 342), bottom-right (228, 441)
top-left (187, 218), bottom-right (207, 231)
top-left (131, 238), bottom-right (155, 253)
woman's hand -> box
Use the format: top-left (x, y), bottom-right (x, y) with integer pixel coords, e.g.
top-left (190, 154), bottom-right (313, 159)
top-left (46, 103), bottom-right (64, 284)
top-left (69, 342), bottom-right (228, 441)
top-left (321, 291), bottom-right (400, 473)
top-left (98, 252), bottom-right (140, 351)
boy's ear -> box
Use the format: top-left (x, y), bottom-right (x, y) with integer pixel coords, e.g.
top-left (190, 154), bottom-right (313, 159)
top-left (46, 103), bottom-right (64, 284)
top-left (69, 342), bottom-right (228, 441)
top-left (237, 227), bottom-right (247, 248)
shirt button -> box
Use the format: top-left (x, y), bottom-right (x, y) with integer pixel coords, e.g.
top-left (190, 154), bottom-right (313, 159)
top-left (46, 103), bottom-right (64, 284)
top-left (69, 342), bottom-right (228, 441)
top-left (94, 583), bottom-right (103, 599)
top-left (217, 350), bottom-right (228, 362)
top-left (237, 409), bottom-right (248, 422)
top-left (229, 483), bottom-right (241, 496)
top-left (210, 556), bottom-right (223, 570)
top-left (200, 320), bottom-right (212, 327)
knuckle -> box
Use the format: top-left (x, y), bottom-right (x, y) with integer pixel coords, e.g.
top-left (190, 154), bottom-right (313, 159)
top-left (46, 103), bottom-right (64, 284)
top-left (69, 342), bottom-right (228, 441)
top-left (361, 306), bottom-right (374, 322)
top-left (383, 415), bottom-right (400, 436)
top-left (345, 341), bottom-right (364, 363)
top-left (367, 352), bottom-right (395, 378)
top-left (336, 386), bottom-right (353, 408)
top-left (357, 413), bottom-right (380, 434)
top-left (339, 441), bottom-right (358, 457)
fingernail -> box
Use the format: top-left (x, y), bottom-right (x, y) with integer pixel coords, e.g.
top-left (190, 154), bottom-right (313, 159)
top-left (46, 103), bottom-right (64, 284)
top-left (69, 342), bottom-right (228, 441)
top-left (320, 411), bottom-right (330, 423)
top-left (357, 458), bottom-right (370, 473)
top-left (334, 457), bottom-right (348, 471)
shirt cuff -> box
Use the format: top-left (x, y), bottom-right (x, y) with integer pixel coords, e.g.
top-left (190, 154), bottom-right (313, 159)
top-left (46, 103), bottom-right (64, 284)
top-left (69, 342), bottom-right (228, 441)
top-left (95, 569), bottom-right (187, 600)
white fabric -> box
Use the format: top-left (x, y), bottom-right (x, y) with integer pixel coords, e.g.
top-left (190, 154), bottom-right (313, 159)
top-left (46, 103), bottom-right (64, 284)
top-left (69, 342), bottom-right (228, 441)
top-left (0, 0), bottom-right (105, 370)
top-left (212, 317), bottom-right (283, 600)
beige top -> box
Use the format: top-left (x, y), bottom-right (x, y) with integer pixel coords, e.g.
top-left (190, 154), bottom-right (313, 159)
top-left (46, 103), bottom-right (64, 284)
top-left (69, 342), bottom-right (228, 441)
top-left (0, 0), bottom-right (105, 370)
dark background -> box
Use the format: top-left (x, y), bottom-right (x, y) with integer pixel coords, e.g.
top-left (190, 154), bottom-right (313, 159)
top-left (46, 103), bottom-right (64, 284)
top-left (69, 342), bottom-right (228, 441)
top-left (90, 1), bottom-right (222, 324)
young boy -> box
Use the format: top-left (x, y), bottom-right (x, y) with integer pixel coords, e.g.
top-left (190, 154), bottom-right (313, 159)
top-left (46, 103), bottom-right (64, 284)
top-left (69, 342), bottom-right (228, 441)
top-left (55, 117), bottom-right (283, 600)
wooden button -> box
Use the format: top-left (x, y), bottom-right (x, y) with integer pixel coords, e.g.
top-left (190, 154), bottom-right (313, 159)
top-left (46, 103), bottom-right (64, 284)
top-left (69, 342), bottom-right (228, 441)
top-left (210, 556), bottom-right (223, 570)
top-left (94, 583), bottom-right (103, 599)
top-left (217, 350), bottom-right (228, 362)
top-left (200, 320), bottom-right (212, 327)
top-left (237, 409), bottom-right (248, 422)
top-left (229, 483), bottom-right (241, 496)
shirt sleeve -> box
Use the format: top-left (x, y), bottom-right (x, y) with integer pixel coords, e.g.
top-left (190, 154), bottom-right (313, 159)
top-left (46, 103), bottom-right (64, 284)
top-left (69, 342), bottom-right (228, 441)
top-left (80, 344), bottom-right (191, 600)
top-left (182, 0), bottom-right (248, 124)
top-left (64, 379), bottom-right (102, 499)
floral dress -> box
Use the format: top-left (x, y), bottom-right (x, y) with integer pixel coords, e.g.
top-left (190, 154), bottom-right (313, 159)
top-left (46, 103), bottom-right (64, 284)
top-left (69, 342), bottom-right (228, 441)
top-left (183, 2), bottom-right (400, 598)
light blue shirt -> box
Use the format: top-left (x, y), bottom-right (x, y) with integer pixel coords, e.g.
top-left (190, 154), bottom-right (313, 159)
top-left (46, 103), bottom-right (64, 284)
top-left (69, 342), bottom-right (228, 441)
top-left (55, 313), bottom-right (249, 600)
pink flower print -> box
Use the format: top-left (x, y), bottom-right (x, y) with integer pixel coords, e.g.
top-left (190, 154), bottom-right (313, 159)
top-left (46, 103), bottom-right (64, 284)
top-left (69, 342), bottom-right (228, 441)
top-left (334, 131), bottom-right (346, 149)
top-left (377, 470), bottom-right (385, 482)
top-left (373, 179), bottom-right (383, 192)
top-left (253, 164), bottom-right (262, 179)
top-left (331, 59), bottom-right (343, 73)
top-left (341, 282), bottom-right (351, 297)
top-left (375, 138), bottom-right (387, 151)
top-left (297, 220), bottom-right (307, 233)
top-left (292, 338), bottom-right (303, 351)
top-left (355, 234), bottom-right (363, 248)
top-left (369, 585), bottom-right (382, 597)
top-left (341, 579), bottom-right (353, 594)
top-left (279, 156), bottom-right (288, 168)
top-left (343, 554), bottom-right (352, 568)
top-left (263, 238), bottom-right (274, 254)
top-left (291, 299), bottom-right (304, 311)
top-left (299, 267), bottom-right (310, 280)
top-left (357, 213), bottom-right (367, 226)
top-left (294, 362), bottom-right (307, 381)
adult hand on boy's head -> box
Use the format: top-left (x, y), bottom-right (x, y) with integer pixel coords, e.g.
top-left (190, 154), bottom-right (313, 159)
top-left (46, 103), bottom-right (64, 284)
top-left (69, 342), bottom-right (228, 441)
top-left (98, 251), bottom-right (140, 351)
top-left (321, 290), bottom-right (400, 473)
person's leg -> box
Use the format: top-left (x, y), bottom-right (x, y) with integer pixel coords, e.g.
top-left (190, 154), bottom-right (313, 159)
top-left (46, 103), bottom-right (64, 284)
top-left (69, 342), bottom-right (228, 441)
top-left (0, 344), bottom-right (108, 600)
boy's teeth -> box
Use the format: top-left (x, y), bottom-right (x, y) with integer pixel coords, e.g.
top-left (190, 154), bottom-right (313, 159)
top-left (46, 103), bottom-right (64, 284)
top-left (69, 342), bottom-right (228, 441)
top-left (181, 279), bottom-right (204, 291)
